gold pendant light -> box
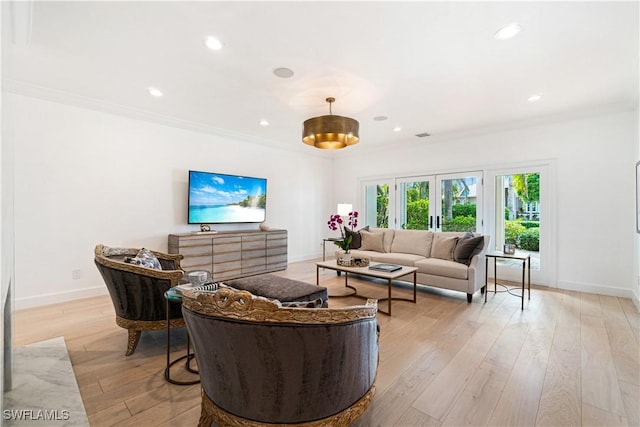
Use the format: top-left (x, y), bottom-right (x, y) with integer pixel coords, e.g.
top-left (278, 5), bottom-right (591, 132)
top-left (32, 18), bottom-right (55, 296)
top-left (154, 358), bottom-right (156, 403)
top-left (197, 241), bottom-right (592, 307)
top-left (302, 97), bottom-right (359, 149)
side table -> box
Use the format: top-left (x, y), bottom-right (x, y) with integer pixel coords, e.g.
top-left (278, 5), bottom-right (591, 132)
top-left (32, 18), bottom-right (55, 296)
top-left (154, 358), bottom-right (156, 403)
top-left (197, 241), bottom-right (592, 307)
top-left (322, 238), bottom-right (342, 261)
top-left (484, 251), bottom-right (531, 310)
top-left (164, 288), bottom-right (199, 385)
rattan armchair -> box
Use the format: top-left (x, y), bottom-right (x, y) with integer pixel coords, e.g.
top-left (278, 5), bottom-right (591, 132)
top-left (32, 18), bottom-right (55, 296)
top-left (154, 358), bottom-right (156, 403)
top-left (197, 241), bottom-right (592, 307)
top-left (94, 244), bottom-right (185, 356)
top-left (182, 287), bottom-right (379, 426)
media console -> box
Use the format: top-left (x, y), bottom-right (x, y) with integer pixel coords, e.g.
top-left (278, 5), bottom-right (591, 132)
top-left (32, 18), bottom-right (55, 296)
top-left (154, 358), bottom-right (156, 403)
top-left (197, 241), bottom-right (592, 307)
top-left (168, 229), bottom-right (287, 281)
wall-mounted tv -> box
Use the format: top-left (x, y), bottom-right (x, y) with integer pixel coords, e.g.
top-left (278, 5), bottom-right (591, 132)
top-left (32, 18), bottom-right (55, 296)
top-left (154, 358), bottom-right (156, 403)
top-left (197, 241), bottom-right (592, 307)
top-left (188, 170), bottom-right (267, 224)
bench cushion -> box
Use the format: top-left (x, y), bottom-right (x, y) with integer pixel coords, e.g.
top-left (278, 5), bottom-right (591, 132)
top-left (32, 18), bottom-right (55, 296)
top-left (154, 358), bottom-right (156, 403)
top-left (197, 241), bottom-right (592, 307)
top-left (225, 274), bottom-right (328, 305)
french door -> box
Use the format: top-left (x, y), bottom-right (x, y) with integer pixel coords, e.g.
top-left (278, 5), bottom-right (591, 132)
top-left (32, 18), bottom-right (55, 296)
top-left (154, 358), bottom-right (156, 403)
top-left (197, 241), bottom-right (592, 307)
top-left (484, 163), bottom-right (554, 285)
top-left (361, 164), bottom-right (554, 286)
top-left (363, 171), bottom-right (483, 232)
top-left (397, 172), bottom-right (483, 232)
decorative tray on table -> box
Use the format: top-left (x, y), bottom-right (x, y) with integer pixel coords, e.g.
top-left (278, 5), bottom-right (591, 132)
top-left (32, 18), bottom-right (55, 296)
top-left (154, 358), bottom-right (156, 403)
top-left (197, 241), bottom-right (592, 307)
top-left (336, 257), bottom-right (370, 267)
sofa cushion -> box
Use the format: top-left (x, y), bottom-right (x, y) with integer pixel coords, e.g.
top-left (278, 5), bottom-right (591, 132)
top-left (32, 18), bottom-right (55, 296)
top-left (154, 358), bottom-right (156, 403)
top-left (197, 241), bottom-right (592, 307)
top-left (391, 229), bottom-right (434, 257)
top-left (348, 249), bottom-right (424, 266)
top-left (430, 235), bottom-right (459, 260)
top-left (453, 235), bottom-right (484, 265)
top-left (345, 225), bottom-right (370, 249)
top-left (414, 258), bottom-right (469, 280)
top-left (360, 230), bottom-right (385, 252)
top-left (372, 253), bottom-right (425, 266)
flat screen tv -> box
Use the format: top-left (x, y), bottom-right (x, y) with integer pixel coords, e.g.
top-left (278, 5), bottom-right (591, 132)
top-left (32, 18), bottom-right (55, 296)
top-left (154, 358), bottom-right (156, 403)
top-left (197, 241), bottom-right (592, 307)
top-left (188, 170), bottom-right (267, 224)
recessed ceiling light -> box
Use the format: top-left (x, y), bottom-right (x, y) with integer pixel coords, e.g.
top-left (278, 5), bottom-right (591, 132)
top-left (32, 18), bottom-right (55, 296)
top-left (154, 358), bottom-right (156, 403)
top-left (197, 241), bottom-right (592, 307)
top-left (273, 68), bottom-right (294, 78)
top-left (259, 119), bottom-right (269, 126)
top-left (147, 87), bottom-right (163, 97)
top-left (494, 23), bottom-right (521, 40)
top-left (528, 93), bottom-right (543, 102)
top-left (373, 116), bottom-right (388, 121)
top-left (393, 126), bottom-right (402, 132)
top-left (205, 36), bottom-right (223, 51)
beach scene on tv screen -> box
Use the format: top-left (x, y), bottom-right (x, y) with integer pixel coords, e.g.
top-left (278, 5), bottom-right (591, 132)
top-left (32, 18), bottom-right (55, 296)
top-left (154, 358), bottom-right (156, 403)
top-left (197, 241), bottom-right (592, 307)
top-left (189, 172), bottom-right (266, 223)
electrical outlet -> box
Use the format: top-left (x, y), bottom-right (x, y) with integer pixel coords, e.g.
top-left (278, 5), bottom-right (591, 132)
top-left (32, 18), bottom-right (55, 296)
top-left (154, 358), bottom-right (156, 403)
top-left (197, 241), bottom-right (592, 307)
top-left (72, 269), bottom-right (81, 280)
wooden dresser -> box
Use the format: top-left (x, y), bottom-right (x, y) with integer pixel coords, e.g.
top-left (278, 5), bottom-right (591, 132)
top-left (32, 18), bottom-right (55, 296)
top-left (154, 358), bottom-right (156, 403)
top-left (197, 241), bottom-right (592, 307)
top-left (168, 230), bottom-right (287, 281)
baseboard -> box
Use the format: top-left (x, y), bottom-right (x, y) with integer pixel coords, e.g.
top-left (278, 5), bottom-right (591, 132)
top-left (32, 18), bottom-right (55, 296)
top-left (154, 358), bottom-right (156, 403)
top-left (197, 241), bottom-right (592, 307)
top-left (287, 252), bottom-right (325, 263)
top-left (556, 280), bottom-right (634, 299)
top-left (14, 286), bottom-right (108, 310)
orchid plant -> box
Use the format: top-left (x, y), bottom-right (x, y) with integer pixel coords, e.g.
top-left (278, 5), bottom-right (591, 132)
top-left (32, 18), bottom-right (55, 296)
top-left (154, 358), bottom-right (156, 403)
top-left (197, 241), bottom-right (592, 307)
top-left (327, 211), bottom-right (359, 253)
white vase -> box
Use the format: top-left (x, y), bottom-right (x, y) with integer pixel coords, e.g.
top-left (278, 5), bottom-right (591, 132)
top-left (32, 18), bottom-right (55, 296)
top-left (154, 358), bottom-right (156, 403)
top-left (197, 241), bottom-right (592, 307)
top-left (341, 252), bottom-right (352, 263)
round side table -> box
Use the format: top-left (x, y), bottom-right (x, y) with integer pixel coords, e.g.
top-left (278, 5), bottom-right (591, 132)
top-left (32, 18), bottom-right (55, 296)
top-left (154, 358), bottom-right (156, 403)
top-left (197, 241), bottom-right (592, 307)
top-left (164, 288), bottom-right (199, 385)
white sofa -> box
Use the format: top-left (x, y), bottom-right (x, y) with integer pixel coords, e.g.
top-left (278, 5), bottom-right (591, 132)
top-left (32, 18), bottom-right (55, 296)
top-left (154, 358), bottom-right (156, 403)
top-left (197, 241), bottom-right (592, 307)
top-left (344, 228), bottom-right (490, 302)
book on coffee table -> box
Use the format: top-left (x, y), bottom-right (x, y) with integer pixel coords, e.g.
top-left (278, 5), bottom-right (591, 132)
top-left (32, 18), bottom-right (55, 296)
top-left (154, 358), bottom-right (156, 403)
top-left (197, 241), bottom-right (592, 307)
top-left (369, 263), bottom-right (402, 272)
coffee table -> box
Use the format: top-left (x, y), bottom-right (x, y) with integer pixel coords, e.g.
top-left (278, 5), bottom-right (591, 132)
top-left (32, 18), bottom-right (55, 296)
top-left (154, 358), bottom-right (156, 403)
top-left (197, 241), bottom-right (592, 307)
top-left (316, 260), bottom-right (417, 316)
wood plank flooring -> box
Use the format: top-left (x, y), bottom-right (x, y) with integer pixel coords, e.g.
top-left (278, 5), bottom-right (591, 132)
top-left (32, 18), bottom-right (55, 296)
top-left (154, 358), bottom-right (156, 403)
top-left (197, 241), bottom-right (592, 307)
top-left (12, 259), bottom-right (640, 426)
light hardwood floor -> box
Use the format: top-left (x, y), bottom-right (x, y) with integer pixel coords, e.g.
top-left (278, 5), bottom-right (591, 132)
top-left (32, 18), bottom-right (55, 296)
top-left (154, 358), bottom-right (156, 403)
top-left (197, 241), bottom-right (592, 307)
top-left (12, 259), bottom-right (640, 426)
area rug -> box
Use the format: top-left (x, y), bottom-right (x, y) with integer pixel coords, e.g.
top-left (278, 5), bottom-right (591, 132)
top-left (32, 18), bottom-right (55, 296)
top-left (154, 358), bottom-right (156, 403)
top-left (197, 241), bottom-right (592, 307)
top-left (3, 337), bottom-right (88, 426)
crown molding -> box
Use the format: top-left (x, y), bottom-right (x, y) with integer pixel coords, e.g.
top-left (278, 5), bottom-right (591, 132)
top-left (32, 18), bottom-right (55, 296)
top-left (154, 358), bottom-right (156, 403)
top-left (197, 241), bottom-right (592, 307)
top-left (3, 79), bottom-right (335, 159)
top-left (340, 101), bottom-right (638, 160)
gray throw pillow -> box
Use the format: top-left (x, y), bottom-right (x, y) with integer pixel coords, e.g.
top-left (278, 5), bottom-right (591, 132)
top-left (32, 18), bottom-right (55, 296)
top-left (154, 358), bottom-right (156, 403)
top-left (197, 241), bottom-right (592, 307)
top-left (359, 230), bottom-right (385, 252)
top-left (124, 248), bottom-right (163, 270)
top-left (453, 235), bottom-right (484, 265)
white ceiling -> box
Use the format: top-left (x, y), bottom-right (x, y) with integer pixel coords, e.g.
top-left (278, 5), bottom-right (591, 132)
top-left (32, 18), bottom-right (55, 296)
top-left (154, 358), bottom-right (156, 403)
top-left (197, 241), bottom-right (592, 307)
top-left (5, 1), bottom-right (639, 154)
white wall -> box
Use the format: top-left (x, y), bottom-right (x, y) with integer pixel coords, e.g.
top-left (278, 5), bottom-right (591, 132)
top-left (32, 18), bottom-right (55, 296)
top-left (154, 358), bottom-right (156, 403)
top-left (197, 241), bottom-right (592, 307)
top-left (635, 108), bottom-right (640, 310)
top-left (11, 93), bottom-right (639, 307)
top-left (12, 94), bottom-right (334, 309)
top-left (333, 108), bottom-right (638, 299)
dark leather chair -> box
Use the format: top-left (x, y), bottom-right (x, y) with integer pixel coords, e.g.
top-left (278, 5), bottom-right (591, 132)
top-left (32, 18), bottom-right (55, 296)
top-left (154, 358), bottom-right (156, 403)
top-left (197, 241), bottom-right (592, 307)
top-left (182, 287), bottom-right (379, 426)
top-left (94, 244), bottom-right (185, 356)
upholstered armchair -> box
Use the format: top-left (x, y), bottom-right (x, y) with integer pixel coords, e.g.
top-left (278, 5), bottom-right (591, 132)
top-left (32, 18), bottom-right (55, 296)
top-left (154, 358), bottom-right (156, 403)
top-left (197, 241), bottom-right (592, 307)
top-left (94, 244), bottom-right (185, 356)
top-left (182, 287), bottom-right (379, 427)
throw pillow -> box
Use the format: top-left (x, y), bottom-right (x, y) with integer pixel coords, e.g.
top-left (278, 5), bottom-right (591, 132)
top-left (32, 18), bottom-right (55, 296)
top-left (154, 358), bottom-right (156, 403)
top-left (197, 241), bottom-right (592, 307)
top-left (430, 235), bottom-right (459, 260)
top-left (124, 248), bottom-right (163, 270)
top-left (453, 235), bottom-right (484, 265)
top-left (345, 225), bottom-right (370, 249)
top-left (359, 230), bottom-right (385, 252)
top-left (391, 230), bottom-right (434, 257)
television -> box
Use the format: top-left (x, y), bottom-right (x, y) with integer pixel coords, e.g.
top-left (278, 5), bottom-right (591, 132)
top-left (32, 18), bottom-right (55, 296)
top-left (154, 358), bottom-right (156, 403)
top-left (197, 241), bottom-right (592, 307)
top-left (188, 170), bottom-right (267, 224)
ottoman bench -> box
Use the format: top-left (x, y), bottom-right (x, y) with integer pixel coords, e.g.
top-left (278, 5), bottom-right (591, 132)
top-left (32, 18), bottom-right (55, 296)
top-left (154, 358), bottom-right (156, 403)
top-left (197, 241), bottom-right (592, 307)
top-left (225, 274), bottom-right (329, 307)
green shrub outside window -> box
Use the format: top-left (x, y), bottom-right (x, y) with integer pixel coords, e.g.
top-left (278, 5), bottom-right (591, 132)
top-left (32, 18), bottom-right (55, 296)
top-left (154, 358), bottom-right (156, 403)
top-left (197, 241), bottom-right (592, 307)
top-left (517, 227), bottom-right (540, 251)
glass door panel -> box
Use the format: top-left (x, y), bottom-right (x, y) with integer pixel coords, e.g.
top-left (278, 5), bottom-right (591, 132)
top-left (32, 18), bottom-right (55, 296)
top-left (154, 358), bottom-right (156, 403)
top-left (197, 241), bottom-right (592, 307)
top-left (398, 177), bottom-right (434, 230)
top-left (437, 172), bottom-right (482, 232)
top-left (485, 163), bottom-right (553, 286)
top-left (363, 180), bottom-right (393, 228)
top-left (494, 172), bottom-right (541, 271)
